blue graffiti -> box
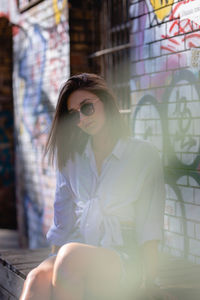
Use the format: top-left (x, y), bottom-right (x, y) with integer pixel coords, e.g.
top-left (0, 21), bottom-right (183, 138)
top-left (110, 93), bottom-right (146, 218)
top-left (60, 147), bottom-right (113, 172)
top-left (24, 194), bottom-right (48, 248)
top-left (17, 23), bottom-right (54, 247)
top-left (19, 24), bottom-right (47, 137)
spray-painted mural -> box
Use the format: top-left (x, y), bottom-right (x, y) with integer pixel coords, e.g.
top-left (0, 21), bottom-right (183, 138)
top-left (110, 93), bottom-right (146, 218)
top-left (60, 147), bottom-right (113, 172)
top-left (149, 0), bottom-right (174, 22)
top-left (2, 0), bottom-right (199, 257)
top-left (130, 0), bottom-right (200, 263)
top-left (12, 0), bottom-right (70, 247)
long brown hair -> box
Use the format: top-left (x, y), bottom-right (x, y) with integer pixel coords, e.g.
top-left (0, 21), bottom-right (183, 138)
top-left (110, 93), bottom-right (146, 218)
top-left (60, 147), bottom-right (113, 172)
top-left (44, 73), bottom-right (130, 170)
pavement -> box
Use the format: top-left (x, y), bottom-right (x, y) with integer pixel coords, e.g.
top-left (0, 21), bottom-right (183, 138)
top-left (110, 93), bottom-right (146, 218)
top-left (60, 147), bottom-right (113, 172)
top-left (0, 229), bottom-right (19, 249)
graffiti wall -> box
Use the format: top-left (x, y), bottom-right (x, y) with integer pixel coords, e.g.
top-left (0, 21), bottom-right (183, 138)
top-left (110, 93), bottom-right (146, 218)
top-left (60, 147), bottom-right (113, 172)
top-left (130, 0), bottom-right (200, 263)
top-left (11, 0), bottom-right (70, 247)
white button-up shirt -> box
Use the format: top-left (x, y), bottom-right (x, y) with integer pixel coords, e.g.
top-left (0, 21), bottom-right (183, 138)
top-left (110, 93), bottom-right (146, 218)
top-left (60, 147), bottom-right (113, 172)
top-left (46, 137), bottom-right (165, 251)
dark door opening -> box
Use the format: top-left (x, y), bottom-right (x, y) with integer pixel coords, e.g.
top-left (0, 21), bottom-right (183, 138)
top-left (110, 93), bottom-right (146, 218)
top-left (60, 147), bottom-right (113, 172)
top-left (0, 16), bottom-right (16, 229)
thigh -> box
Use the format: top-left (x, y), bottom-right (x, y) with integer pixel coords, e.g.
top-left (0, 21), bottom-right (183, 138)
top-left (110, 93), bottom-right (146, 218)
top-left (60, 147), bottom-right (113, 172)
top-left (36, 255), bottom-right (56, 272)
top-left (55, 243), bottom-right (122, 299)
top-left (85, 246), bottom-right (122, 297)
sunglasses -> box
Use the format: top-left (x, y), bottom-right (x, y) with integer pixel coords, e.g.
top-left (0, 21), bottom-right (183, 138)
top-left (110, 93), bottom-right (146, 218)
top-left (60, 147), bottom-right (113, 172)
top-left (68, 99), bottom-right (98, 124)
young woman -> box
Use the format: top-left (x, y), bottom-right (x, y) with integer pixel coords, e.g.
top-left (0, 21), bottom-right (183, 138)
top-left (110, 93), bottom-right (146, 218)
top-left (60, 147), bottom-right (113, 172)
top-left (20, 73), bottom-right (167, 300)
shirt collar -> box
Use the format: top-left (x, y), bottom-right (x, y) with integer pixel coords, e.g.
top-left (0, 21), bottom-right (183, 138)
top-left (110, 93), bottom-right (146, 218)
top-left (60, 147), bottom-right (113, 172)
top-left (112, 138), bottom-right (128, 160)
top-left (84, 138), bottom-right (93, 159)
top-left (84, 137), bottom-right (128, 160)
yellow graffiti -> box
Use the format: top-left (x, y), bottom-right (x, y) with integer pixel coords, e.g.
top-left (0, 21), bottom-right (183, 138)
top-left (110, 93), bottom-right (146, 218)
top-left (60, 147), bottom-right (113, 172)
top-left (52, 0), bottom-right (67, 24)
top-left (150, 0), bottom-right (174, 21)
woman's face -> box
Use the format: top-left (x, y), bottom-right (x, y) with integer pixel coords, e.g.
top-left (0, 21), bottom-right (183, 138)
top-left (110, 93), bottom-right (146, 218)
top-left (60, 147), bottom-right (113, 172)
top-left (67, 90), bottom-right (106, 136)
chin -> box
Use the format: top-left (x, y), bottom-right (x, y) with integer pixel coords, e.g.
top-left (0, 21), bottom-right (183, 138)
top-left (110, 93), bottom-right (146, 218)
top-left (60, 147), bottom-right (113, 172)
top-left (81, 122), bottom-right (106, 136)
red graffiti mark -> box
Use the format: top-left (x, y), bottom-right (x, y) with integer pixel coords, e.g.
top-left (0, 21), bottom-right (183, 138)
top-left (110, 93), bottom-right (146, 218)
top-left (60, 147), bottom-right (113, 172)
top-left (0, 12), bottom-right (9, 18)
top-left (12, 26), bottom-right (19, 36)
top-left (12, 19), bottom-right (24, 37)
top-left (168, 37), bottom-right (180, 45)
top-left (161, 46), bottom-right (176, 53)
top-left (188, 41), bottom-right (197, 48)
top-left (169, 0), bottom-right (196, 21)
top-left (184, 33), bottom-right (200, 39)
top-left (183, 0), bottom-right (196, 3)
top-left (169, 2), bottom-right (182, 20)
top-left (180, 19), bottom-right (193, 33)
top-left (169, 20), bottom-right (179, 35)
top-left (161, 1), bottom-right (200, 54)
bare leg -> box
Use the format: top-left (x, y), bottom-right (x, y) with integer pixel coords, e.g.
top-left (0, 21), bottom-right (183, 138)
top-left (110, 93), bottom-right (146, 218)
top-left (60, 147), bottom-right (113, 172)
top-left (52, 242), bottom-right (122, 300)
top-left (20, 256), bottom-right (56, 300)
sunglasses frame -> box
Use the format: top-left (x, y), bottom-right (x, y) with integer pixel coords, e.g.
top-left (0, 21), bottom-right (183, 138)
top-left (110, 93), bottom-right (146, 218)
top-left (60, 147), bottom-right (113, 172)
top-left (68, 98), bottom-right (99, 124)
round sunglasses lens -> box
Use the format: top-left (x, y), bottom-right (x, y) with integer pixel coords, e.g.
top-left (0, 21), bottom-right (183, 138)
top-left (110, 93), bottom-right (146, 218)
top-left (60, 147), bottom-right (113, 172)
top-left (81, 103), bottom-right (94, 116)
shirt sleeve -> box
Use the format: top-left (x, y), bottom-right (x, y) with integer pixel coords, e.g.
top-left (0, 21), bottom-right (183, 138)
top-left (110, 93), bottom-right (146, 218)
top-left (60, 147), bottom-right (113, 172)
top-left (134, 143), bottom-right (165, 246)
top-left (46, 170), bottom-right (78, 246)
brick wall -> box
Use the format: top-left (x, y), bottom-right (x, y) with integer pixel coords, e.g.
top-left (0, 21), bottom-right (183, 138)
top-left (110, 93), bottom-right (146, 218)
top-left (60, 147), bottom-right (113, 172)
top-left (12, 0), bottom-right (70, 248)
top-left (130, 0), bottom-right (200, 263)
top-left (68, 0), bottom-right (100, 75)
top-left (2, 0), bottom-right (200, 260)
top-left (0, 16), bottom-right (16, 229)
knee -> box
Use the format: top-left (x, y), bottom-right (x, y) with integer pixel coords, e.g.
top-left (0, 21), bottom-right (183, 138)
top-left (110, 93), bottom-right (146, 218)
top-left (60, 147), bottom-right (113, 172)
top-left (53, 242), bottom-right (86, 282)
top-left (58, 242), bottom-right (82, 255)
top-left (56, 242), bottom-right (83, 266)
top-left (26, 267), bottom-right (49, 289)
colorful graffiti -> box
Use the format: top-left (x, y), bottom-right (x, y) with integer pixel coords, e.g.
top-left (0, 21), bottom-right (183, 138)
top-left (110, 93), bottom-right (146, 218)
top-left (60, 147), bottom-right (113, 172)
top-left (146, 0), bottom-right (199, 28)
top-left (12, 0), bottom-right (70, 247)
top-left (161, 1), bottom-right (200, 52)
top-left (52, 0), bottom-right (67, 24)
top-left (130, 0), bottom-right (200, 262)
top-left (149, 0), bottom-right (174, 21)
top-left (19, 24), bottom-right (47, 136)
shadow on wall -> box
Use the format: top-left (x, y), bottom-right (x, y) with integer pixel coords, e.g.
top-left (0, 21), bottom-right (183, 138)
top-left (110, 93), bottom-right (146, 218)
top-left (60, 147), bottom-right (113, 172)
top-left (0, 16), bottom-right (16, 229)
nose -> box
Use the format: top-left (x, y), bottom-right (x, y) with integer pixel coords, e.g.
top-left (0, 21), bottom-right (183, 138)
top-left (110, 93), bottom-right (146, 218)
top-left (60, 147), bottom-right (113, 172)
top-left (77, 111), bottom-right (87, 125)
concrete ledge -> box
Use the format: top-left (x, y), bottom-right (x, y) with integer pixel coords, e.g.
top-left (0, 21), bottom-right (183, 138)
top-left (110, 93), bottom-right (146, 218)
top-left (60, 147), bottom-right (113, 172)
top-left (0, 249), bottom-right (200, 300)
